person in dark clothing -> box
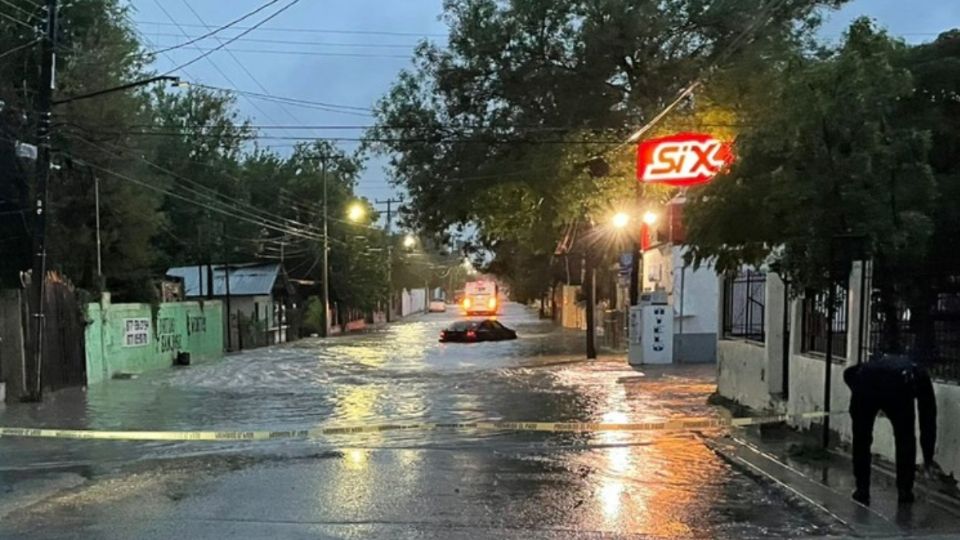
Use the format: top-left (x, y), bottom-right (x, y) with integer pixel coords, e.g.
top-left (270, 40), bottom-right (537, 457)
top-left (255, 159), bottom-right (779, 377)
top-left (844, 354), bottom-right (938, 505)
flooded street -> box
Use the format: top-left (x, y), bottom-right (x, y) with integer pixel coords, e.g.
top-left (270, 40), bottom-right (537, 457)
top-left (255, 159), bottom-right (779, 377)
top-left (0, 305), bottom-right (842, 538)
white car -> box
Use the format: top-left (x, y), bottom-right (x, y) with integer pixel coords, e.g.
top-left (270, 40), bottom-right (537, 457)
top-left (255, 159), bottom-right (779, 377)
top-left (429, 300), bottom-right (447, 313)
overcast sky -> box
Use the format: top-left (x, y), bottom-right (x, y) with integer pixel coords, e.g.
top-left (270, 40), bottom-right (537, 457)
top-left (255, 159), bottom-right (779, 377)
top-left (128, 0), bottom-right (960, 207)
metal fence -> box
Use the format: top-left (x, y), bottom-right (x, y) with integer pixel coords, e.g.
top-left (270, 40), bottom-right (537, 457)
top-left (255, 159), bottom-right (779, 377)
top-left (866, 277), bottom-right (960, 381)
top-left (722, 270), bottom-right (766, 342)
top-left (801, 285), bottom-right (849, 359)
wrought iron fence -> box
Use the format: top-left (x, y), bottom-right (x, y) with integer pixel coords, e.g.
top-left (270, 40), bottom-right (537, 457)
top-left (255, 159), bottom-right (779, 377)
top-left (801, 285), bottom-right (849, 359)
top-left (722, 270), bottom-right (766, 342)
top-left (866, 279), bottom-right (960, 381)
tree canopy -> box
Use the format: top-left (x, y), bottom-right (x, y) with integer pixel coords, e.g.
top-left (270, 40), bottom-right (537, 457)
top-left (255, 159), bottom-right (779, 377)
top-left (372, 0), bottom-right (847, 298)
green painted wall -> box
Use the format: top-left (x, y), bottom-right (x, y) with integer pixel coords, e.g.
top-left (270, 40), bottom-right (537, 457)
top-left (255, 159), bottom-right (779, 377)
top-left (85, 299), bottom-right (224, 385)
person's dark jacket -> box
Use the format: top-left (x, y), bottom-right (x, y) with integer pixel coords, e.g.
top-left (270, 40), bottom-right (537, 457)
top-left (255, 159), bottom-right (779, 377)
top-left (844, 354), bottom-right (937, 466)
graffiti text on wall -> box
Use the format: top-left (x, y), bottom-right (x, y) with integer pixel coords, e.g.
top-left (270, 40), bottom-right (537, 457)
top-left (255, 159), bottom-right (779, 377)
top-left (188, 315), bottom-right (207, 335)
top-left (123, 318), bottom-right (150, 347)
top-left (157, 317), bottom-right (182, 353)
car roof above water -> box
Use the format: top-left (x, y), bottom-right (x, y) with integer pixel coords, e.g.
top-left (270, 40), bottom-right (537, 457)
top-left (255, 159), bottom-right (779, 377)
top-left (448, 320), bottom-right (480, 330)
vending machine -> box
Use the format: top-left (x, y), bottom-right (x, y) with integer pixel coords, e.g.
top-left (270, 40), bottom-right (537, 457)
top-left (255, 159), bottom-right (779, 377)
top-left (628, 290), bottom-right (673, 366)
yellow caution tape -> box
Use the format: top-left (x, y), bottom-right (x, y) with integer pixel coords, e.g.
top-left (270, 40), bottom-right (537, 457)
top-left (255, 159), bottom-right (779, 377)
top-left (0, 411), bottom-right (842, 442)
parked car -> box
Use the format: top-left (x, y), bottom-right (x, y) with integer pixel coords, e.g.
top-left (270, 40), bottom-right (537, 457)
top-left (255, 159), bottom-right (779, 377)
top-left (429, 299), bottom-right (447, 313)
top-left (439, 319), bottom-right (517, 343)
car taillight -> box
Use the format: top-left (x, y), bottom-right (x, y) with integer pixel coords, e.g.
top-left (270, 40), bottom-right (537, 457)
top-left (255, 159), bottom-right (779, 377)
top-left (488, 297), bottom-right (497, 309)
top-left (463, 298), bottom-right (472, 309)
top-left (466, 330), bottom-right (476, 340)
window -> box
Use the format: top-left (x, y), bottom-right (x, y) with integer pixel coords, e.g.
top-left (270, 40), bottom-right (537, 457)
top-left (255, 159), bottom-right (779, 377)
top-left (723, 270), bottom-right (766, 342)
top-left (802, 286), bottom-right (848, 359)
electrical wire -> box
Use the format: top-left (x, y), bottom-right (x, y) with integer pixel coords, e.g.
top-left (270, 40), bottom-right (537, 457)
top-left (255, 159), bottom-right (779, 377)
top-left (66, 134), bottom-right (325, 240)
top-left (187, 82), bottom-right (372, 113)
top-left (152, 0), bottom-right (292, 138)
top-left (0, 9), bottom-right (35, 30)
top-left (151, 0), bottom-right (283, 55)
top-left (150, 45), bottom-right (410, 59)
top-left (179, 0), bottom-right (335, 147)
top-left (133, 32), bottom-right (421, 49)
top-left (0, 0), bottom-right (38, 22)
top-left (161, 0), bottom-right (301, 76)
top-left (80, 157), bottom-right (325, 243)
top-left (135, 19), bottom-right (446, 38)
top-left (0, 36), bottom-right (39, 59)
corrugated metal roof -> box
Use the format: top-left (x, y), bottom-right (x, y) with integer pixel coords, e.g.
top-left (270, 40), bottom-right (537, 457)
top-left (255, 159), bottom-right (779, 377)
top-left (166, 263), bottom-right (281, 297)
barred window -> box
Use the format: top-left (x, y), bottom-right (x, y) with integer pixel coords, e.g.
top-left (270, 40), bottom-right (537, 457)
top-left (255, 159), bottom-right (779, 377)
top-left (802, 286), bottom-right (848, 359)
top-left (723, 270), bottom-right (766, 342)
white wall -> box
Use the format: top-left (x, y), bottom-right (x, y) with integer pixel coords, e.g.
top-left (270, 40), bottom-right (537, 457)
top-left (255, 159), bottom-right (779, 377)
top-left (717, 340), bottom-right (771, 411)
top-left (716, 261), bottom-right (960, 478)
top-left (787, 352), bottom-right (960, 478)
top-left (671, 248), bottom-right (719, 335)
top-left (400, 288), bottom-right (427, 317)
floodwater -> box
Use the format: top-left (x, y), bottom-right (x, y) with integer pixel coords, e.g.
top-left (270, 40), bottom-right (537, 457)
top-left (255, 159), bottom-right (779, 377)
top-left (0, 304), bottom-right (843, 538)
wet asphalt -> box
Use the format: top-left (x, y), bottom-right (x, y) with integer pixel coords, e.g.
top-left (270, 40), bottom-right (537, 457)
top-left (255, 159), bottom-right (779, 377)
top-left (0, 304), bottom-right (846, 538)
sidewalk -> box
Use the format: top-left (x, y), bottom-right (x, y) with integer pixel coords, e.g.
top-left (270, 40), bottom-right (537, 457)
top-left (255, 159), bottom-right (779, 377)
top-left (707, 419), bottom-right (960, 538)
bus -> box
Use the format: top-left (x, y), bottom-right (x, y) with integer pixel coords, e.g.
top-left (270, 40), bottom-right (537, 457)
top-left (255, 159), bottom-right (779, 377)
top-left (462, 280), bottom-right (500, 316)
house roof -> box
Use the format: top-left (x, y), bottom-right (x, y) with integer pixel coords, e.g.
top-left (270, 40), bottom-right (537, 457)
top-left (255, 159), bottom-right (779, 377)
top-left (166, 262), bottom-right (283, 297)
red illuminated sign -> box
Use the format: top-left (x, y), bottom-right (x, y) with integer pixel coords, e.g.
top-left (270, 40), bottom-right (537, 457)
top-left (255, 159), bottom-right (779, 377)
top-left (636, 133), bottom-right (734, 186)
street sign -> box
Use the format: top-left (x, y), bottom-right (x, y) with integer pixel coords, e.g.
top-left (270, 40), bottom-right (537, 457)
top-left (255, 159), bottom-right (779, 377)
top-left (619, 252), bottom-right (633, 276)
top-left (636, 132), bottom-right (734, 186)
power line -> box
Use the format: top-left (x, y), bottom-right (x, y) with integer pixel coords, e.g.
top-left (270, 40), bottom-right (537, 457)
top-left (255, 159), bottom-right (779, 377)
top-left (135, 19), bottom-right (446, 38)
top-left (149, 45), bottom-right (410, 59)
top-left (151, 0), bottom-right (283, 55)
top-left (132, 33), bottom-right (422, 49)
top-left (0, 9), bottom-right (35, 30)
top-left (161, 0), bottom-right (301, 76)
top-left (179, 0), bottom-right (329, 146)
top-left (0, 130), bottom-right (326, 243)
top-left (186, 82), bottom-right (373, 115)
top-left (0, 37), bottom-right (40, 59)
top-left (151, 0), bottom-right (291, 137)
top-left (64, 130), bottom-right (640, 144)
top-left (66, 134), bottom-right (326, 240)
top-left (0, 0), bottom-right (39, 22)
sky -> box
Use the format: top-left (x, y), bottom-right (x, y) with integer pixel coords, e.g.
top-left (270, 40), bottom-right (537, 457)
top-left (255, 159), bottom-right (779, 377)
top-left (127, 0), bottom-right (960, 210)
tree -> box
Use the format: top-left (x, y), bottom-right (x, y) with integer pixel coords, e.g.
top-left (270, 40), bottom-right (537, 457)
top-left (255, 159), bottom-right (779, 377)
top-left (0, 0), bottom-right (166, 297)
top-left (372, 0), bottom-right (848, 300)
top-left (685, 19), bottom-right (936, 297)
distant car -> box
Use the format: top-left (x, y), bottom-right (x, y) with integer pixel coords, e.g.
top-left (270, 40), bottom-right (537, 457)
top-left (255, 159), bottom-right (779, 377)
top-left (439, 319), bottom-right (517, 343)
top-left (429, 299), bottom-right (447, 313)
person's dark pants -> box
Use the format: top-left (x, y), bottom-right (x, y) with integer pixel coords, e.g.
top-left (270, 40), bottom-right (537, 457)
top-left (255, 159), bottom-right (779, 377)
top-left (850, 394), bottom-right (917, 496)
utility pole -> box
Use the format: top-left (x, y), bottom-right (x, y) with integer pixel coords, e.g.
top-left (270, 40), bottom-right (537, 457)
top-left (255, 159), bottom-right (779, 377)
top-left (25, 0), bottom-right (58, 401)
top-left (224, 264), bottom-right (233, 351)
top-left (376, 197), bottom-right (401, 323)
top-left (585, 254), bottom-right (597, 360)
top-left (94, 173), bottom-right (102, 283)
top-left (321, 156), bottom-right (329, 338)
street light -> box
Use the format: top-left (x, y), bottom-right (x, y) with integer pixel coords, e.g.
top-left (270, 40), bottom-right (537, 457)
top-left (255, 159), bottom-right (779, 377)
top-left (403, 234), bottom-right (416, 249)
top-left (347, 202), bottom-right (365, 222)
top-left (643, 210), bottom-right (658, 225)
top-left (612, 212), bottom-right (630, 229)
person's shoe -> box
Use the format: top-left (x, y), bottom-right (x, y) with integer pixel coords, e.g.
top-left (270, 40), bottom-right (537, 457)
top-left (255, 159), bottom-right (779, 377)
top-left (852, 489), bottom-right (870, 506)
top-left (898, 490), bottom-right (915, 504)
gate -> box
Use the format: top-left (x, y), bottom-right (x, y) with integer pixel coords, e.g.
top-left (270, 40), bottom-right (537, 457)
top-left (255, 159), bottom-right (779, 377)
top-left (28, 273), bottom-right (87, 392)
